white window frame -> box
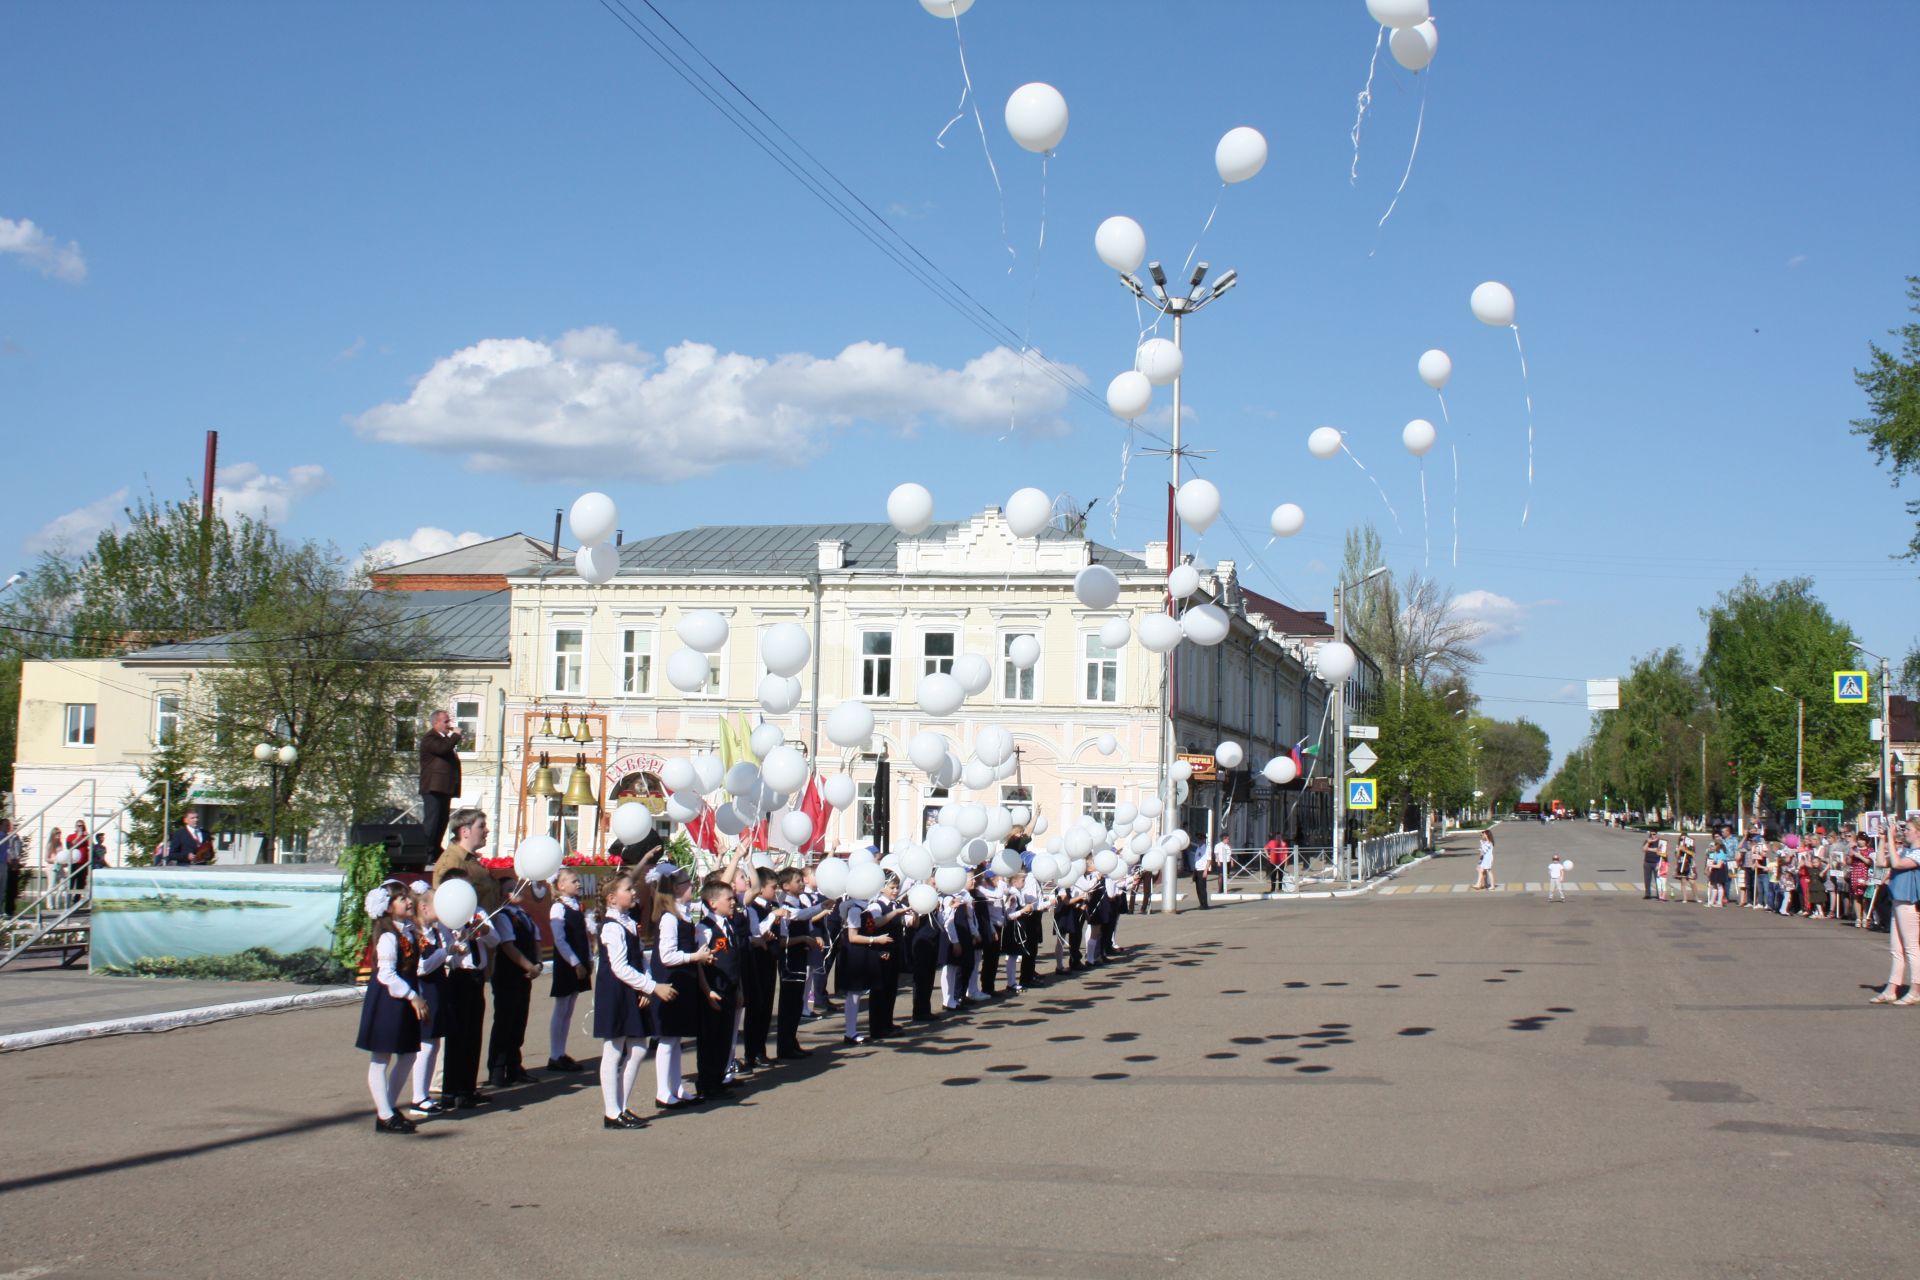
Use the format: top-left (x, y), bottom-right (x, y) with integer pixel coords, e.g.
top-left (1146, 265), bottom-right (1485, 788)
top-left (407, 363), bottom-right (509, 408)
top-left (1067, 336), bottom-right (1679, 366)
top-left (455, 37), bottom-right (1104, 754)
top-left (1082, 785), bottom-right (1117, 829)
top-left (1001, 784), bottom-right (1033, 808)
top-left (549, 626), bottom-right (585, 695)
top-left (452, 697), bottom-right (483, 750)
top-left (921, 629), bottom-right (956, 678)
top-left (1081, 632), bottom-right (1121, 705)
top-left (620, 627), bottom-right (655, 696)
top-left (856, 780), bottom-right (877, 845)
top-left (154, 693), bottom-right (182, 746)
top-left (861, 629), bottom-right (895, 700)
top-left (64, 703), bottom-right (95, 748)
top-left (1000, 631), bottom-right (1040, 704)
top-left (545, 796), bottom-right (581, 856)
top-left (695, 645), bottom-right (727, 700)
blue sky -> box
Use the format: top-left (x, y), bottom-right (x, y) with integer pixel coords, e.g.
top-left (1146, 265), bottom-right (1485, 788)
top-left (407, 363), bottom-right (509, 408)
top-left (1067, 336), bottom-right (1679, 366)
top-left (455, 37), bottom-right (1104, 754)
top-left (4, 2), bottom-right (1917, 782)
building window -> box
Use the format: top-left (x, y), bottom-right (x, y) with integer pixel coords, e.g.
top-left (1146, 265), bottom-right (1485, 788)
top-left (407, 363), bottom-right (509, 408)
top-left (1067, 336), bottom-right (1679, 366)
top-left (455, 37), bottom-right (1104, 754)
top-left (393, 701), bottom-right (418, 752)
top-left (64, 703), bottom-right (95, 748)
top-left (1082, 786), bottom-right (1117, 829)
top-left (212, 698), bottom-right (231, 751)
top-left (1001, 784), bottom-right (1033, 809)
top-left (921, 786), bottom-right (949, 837)
top-left (545, 797), bottom-right (581, 856)
top-left (453, 698), bottom-right (482, 749)
top-left (703, 652), bottom-right (724, 697)
top-left (154, 694), bottom-right (181, 746)
top-left (862, 631), bottom-right (893, 699)
top-left (550, 627), bottom-right (584, 694)
top-left (621, 628), bottom-right (654, 695)
top-left (1001, 633), bottom-right (1038, 702)
top-left (922, 630), bottom-right (955, 677)
top-left (857, 781), bottom-right (877, 843)
top-left (1083, 634), bottom-right (1119, 703)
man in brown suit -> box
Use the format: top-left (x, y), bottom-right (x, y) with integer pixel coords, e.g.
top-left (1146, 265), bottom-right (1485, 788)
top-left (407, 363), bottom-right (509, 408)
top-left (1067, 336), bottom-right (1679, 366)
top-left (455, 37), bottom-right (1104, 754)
top-left (418, 709), bottom-right (462, 854)
top-left (432, 808), bottom-right (500, 914)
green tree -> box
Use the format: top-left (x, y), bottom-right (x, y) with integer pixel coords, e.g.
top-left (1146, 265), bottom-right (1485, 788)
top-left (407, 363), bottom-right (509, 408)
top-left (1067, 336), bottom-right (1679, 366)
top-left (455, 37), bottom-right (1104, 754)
top-left (1853, 275), bottom-right (1920, 560)
top-left (126, 734), bottom-right (198, 862)
top-left (1338, 522), bottom-right (1485, 681)
top-left (1365, 677), bottom-right (1475, 836)
top-left (1699, 577), bottom-right (1871, 812)
top-left (1475, 717), bottom-right (1551, 807)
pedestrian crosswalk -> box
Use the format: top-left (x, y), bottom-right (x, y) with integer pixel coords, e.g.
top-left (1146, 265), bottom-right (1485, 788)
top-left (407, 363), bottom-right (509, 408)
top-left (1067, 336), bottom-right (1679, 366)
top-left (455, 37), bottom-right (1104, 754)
top-left (1376, 881), bottom-right (1644, 896)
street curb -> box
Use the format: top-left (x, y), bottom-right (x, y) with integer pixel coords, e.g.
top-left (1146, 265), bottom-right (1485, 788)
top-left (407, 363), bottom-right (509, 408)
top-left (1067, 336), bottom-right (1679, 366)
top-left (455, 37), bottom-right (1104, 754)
top-left (0, 986), bottom-right (363, 1053)
top-left (1206, 852), bottom-right (1436, 902)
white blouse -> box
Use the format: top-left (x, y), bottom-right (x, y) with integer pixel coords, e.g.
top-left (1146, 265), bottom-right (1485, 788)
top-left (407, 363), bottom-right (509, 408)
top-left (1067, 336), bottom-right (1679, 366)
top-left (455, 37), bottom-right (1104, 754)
top-left (374, 931), bottom-right (416, 1000)
top-left (599, 911), bottom-right (657, 994)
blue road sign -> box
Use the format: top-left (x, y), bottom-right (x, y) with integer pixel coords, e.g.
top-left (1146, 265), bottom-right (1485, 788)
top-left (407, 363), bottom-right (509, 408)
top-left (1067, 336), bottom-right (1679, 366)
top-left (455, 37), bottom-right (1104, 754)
top-left (1347, 778), bottom-right (1378, 810)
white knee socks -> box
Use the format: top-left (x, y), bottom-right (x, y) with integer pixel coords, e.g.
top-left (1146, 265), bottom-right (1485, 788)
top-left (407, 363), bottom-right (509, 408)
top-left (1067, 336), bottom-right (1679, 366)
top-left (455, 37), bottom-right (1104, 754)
top-left (619, 1037), bottom-right (644, 1109)
top-left (601, 1038), bottom-right (630, 1117)
top-left (549, 994), bottom-right (577, 1061)
top-left (655, 1037), bottom-right (685, 1103)
top-left (1005, 954), bottom-right (1019, 990)
top-left (368, 1056), bottom-right (394, 1118)
top-left (966, 957), bottom-right (985, 1001)
top-left (388, 1053), bottom-right (414, 1112)
top-left (844, 992), bottom-right (862, 1039)
top-left (411, 1039), bottom-right (441, 1105)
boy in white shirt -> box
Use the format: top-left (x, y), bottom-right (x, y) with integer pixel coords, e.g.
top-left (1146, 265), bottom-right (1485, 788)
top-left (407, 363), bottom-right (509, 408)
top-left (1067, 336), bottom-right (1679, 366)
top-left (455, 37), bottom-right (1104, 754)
top-left (1547, 853), bottom-right (1567, 901)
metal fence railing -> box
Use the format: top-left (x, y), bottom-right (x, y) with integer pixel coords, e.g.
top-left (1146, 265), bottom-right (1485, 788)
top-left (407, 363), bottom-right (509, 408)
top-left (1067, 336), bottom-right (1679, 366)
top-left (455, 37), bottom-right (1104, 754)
top-left (1213, 831), bottom-right (1423, 893)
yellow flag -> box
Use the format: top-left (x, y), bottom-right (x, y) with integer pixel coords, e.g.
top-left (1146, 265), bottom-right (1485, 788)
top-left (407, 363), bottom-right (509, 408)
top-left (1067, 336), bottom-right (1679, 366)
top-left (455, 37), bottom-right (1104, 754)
top-left (736, 712), bottom-right (761, 765)
top-left (716, 715), bottom-right (741, 772)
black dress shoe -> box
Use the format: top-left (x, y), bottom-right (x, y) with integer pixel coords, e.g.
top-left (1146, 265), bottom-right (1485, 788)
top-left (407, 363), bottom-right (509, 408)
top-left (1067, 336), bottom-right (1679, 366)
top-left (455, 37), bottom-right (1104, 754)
top-left (506, 1068), bottom-right (540, 1085)
top-left (547, 1057), bottom-right (584, 1073)
top-left (408, 1098), bottom-right (447, 1116)
top-left (375, 1114), bottom-right (417, 1134)
top-left (454, 1093), bottom-right (490, 1110)
top-left (843, 1034), bottom-right (868, 1046)
top-left (485, 1073), bottom-right (510, 1088)
top-left (776, 1049), bottom-right (812, 1061)
top-left (743, 1056), bottom-right (770, 1071)
top-left (603, 1113), bottom-right (645, 1130)
top-left (618, 1109), bottom-right (650, 1126)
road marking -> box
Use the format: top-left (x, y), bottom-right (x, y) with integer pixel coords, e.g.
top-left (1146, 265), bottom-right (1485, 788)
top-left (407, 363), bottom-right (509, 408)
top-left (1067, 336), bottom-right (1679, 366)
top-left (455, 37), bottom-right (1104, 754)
top-left (1451, 884), bottom-right (1471, 893)
top-left (1598, 882), bottom-right (1619, 892)
top-left (1524, 882), bottom-right (1541, 892)
top-left (1414, 884), bottom-right (1435, 894)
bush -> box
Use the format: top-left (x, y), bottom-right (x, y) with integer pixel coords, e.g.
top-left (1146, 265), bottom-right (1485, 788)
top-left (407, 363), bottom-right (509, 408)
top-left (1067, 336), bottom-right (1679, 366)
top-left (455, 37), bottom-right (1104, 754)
top-left (101, 946), bottom-right (349, 984)
top-left (330, 843), bottom-right (390, 971)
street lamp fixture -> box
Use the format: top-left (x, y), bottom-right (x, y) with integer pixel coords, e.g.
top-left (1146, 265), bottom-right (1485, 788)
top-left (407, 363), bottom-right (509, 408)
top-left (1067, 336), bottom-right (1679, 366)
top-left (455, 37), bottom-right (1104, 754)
top-left (254, 740), bottom-right (298, 864)
top-left (1767, 686), bottom-right (1805, 834)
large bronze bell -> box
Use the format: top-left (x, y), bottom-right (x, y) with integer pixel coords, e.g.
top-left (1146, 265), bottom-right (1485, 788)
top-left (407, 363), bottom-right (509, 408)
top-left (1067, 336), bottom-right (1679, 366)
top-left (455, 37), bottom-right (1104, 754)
top-left (561, 754), bottom-right (597, 807)
top-left (528, 751), bottom-right (561, 798)
top-left (572, 714), bottom-right (594, 746)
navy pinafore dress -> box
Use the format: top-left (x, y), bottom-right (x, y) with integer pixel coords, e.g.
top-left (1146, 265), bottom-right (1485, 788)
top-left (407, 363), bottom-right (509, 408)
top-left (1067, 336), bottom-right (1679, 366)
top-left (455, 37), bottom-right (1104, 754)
top-left (355, 925), bottom-right (422, 1055)
top-left (592, 916), bottom-right (651, 1041)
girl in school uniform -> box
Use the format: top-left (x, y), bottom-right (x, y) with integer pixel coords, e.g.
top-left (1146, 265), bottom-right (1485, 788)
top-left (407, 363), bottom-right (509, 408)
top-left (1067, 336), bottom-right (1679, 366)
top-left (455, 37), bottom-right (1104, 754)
top-left (548, 869), bottom-right (594, 1072)
top-left (837, 885), bottom-right (888, 1044)
top-left (355, 884), bottom-right (428, 1134)
top-left (648, 863), bottom-right (714, 1108)
top-left (593, 871), bottom-right (669, 1130)
top-left (405, 881), bottom-right (455, 1117)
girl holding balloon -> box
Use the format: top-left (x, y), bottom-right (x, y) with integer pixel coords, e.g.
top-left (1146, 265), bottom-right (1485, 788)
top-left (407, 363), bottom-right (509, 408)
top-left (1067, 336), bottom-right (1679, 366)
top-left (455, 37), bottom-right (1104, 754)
top-left (593, 871), bottom-right (668, 1129)
top-left (355, 882), bottom-right (428, 1134)
top-left (405, 882), bottom-right (457, 1118)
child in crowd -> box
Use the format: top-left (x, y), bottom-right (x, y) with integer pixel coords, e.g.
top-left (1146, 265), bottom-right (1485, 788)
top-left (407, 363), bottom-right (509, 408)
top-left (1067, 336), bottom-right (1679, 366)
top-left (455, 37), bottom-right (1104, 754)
top-left (547, 868), bottom-right (593, 1072)
top-left (594, 870), bottom-right (662, 1130)
top-left (694, 877), bottom-right (742, 1098)
top-left (486, 880), bottom-right (544, 1087)
top-left (356, 883), bottom-right (427, 1134)
top-left (1655, 851), bottom-right (1670, 901)
top-left (649, 863), bottom-right (712, 1107)
top-left (407, 882), bottom-right (454, 1117)
top-left (1546, 853), bottom-right (1567, 902)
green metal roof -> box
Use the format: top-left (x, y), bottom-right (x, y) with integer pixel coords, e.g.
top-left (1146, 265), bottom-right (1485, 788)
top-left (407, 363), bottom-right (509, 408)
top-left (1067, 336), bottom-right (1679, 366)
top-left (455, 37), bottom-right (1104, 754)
top-left (121, 590), bottom-right (509, 665)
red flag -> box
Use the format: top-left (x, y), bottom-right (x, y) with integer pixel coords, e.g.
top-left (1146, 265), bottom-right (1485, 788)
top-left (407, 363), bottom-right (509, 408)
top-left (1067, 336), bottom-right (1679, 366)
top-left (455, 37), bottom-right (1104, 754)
top-left (686, 803), bottom-right (719, 853)
top-left (799, 775), bottom-right (831, 855)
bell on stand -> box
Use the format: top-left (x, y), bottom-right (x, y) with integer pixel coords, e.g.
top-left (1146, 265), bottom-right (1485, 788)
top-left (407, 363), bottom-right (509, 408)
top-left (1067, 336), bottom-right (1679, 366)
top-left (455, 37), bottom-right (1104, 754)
top-left (573, 713), bottom-right (594, 746)
top-left (557, 704), bottom-right (576, 741)
top-left (528, 752), bottom-right (561, 798)
top-left (538, 710), bottom-right (556, 739)
top-left (561, 754), bottom-right (597, 807)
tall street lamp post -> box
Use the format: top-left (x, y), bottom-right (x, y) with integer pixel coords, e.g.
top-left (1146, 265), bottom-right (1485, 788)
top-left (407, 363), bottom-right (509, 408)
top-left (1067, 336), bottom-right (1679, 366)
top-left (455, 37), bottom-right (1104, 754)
top-left (1685, 722), bottom-right (1708, 830)
top-left (253, 741), bottom-right (297, 864)
top-left (1333, 565), bottom-right (1388, 883)
top-left (1853, 642), bottom-right (1896, 826)
top-left (1768, 685), bottom-right (1805, 835)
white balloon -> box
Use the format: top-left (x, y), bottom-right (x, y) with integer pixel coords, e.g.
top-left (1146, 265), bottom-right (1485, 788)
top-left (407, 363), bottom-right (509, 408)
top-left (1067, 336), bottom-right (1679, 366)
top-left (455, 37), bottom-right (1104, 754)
top-left (675, 610), bottom-right (727, 654)
top-left (1140, 796), bottom-right (1164, 818)
top-left (1004, 82), bottom-right (1068, 153)
top-left (918, 671), bottom-right (965, 717)
top-left (760, 622), bottom-right (811, 678)
top-left (1316, 640), bottom-right (1358, 683)
top-left (1009, 806), bottom-right (1031, 827)
top-left (991, 753), bottom-right (1018, 779)
top-left (918, 0), bottom-right (973, 16)
top-left (825, 699), bottom-right (875, 749)
top-left (954, 803), bottom-right (988, 839)
top-left (780, 811), bottom-right (815, 847)
top-left (568, 491), bottom-right (618, 546)
top-left (1093, 849), bottom-right (1119, 875)
top-left (824, 772), bottom-right (857, 810)
top-left (1008, 634), bottom-right (1041, 670)
top-left (815, 857), bottom-right (849, 898)
top-left (1175, 478), bottom-right (1221, 535)
top-left (847, 862), bottom-right (884, 900)
top-left (433, 878), bottom-right (478, 930)
top-left (1270, 503), bottom-right (1305, 538)
top-left (1098, 616), bottom-right (1131, 650)
top-left (1167, 563), bottom-right (1202, 600)
top-left (1094, 215), bottom-right (1147, 274)
top-left (1171, 759), bottom-right (1193, 782)
top-left (666, 790), bottom-right (703, 824)
top-left (575, 542), bottom-right (619, 585)
top-left (1131, 815), bottom-right (1152, 834)
top-left (1005, 487), bottom-right (1053, 539)
top-left (753, 673), bottom-right (799, 717)
top-left (1030, 853), bottom-right (1059, 883)
top-left (879, 852), bottom-right (901, 874)
top-left (715, 803), bottom-right (747, 837)
top-left (1308, 426), bottom-right (1344, 460)
top-left (1418, 348), bottom-right (1452, 390)
top-left (1106, 370), bottom-right (1153, 420)
top-left (660, 757), bottom-right (698, 795)
top-left (1141, 848), bottom-right (1167, 875)
top-left (951, 653), bottom-right (992, 697)
top-left (1136, 337), bottom-right (1184, 386)
top-left (994, 847), bottom-right (1024, 876)
top-left (985, 806), bottom-right (1013, 842)
top-left (1138, 613), bottom-right (1182, 653)
top-left (1113, 802), bottom-right (1138, 826)
top-left (934, 865), bottom-right (967, 894)
top-left (1129, 833), bottom-right (1153, 856)
top-left (1065, 828), bottom-right (1093, 857)
top-left (1215, 741), bottom-right (1245, 770)
top-left (1389, 17), bottom-right (1438, 70)
top-left (908, 730), bottom-right (949, 774)
top-left (1403, 418), bottom-right (1437, 457)
top-left (1094, 733), bottom-right (1118, 757)
top-left (691, 753), bottom-right (724, 795)
top-left (761, 745), bottom-right (809, 795)
top-left (927, 826), bottom-right (963, 864)
top-left (1182, 603), bottom-right (1230, 647)
top-left (973, 725), bottom-right (1013, 767)
top-left (962, 759), bottom-right (996, 790)
top-left (1366, 0), bottom-right (1428, 28)
top-left (1264, 756), bottom-right (1300, 785)
top-left (900, 845), bottom-right (935, 881)
top-left (887, 482), bottom-right (935, 535)
top-left (724, 760), bottom-right (761, 797)
top-left (667, 648), bottom-right (713, 694)
top-left (1065, 859), bottom-right (1086, 884)
top-left (907, 883), bottom-right (939, 914)
top-left (611, 801), bottom-right (654, 844)
top-left (1171, 830), bottom-right (1191, 851)
top-left (1066, 564), bottom-right (1122, 613)
top-left (1471, 281), bottom-right (1516, 328)
top-left (750, 722), bottom-right (786, 758)
top-left (1176, 779), bottom-right (1191, 804)
top-left (1031, 815), bottom-right (1049, 836)
top-left (514, 834), bottom-right (563, 883)
top-left (933, 753), bottom-right (962, 788)
top-left (961, 837), bottom-right (991, 867)
top-left (1214, 126), bottom-right (1268, 184)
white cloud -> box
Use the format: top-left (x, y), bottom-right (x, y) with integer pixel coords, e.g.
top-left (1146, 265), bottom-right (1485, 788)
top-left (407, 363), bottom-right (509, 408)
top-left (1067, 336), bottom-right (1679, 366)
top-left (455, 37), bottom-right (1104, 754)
top-left (352, 327), bottom-right (1078, 481)
top-left (1453, 589), bottom-right (1532, 643)
top-left (336, 336), bottom-right (366, 362)
top-left (1786, 254), bottom-right (1808, 269)
top-left (26, 488), bottom-right (128, 555)
top-left (213, 462), bottom-right (331, 524)
top-left (363, 527), bottom-right (491, 570)
top-left (0, 216), bottom-right (87, 283)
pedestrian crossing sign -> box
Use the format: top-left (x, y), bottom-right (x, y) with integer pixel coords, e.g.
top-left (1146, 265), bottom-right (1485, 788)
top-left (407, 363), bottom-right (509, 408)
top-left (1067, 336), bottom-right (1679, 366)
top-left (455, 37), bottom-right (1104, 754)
top-left (1347, 779), bottom-right (1378, 810)
top-left (1834, 671), bottom-right (1869, 704)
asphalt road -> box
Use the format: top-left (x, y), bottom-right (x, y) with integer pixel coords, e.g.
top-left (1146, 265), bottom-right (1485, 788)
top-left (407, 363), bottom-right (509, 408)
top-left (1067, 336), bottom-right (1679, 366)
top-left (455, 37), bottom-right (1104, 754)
top-left (2, 820), bottom-right (1913, 1279)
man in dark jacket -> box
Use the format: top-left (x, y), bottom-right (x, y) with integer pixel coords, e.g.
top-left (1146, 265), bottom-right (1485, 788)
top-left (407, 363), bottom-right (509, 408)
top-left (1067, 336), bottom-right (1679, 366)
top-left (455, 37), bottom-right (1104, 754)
top-left (418, 710), bottom-right (462, 853)
top-left (164, 809), bottom-right (212, 866)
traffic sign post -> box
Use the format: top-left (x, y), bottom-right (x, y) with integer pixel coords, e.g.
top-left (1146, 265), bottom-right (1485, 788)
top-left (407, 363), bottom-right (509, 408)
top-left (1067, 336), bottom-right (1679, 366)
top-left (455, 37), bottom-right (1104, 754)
top-left (1347, 743), bottom-right (1378, 775)
top-left (1835, 671), bottom-right (1869, 704)
top-left (1347, 779), bottom-right (1378, 810)
top-left (1347, 724), bottom-right (1379, 740)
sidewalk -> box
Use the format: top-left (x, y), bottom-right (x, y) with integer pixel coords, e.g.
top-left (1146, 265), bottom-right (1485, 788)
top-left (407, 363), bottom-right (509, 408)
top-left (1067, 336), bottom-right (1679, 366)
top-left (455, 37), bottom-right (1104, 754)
top-left (0, 969), bottom-right (356, 1049)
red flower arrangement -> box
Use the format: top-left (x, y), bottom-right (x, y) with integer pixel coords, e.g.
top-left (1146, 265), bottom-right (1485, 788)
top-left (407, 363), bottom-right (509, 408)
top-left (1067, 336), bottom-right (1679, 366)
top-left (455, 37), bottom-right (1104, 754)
top-left (477, 853), bottom-right (621, 871)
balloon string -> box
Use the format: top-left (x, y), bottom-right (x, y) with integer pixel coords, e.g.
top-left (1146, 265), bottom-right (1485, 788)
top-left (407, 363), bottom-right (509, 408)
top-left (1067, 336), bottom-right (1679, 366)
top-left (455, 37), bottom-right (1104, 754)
top-left (1511, 322), bottom-right (1534, 527)
top-left (1109, 426), bottom-right (1134, 539)
top-left (1341, 442), bottom-right (1401, 532)
top-left (1370, 73), bottom-right (1427, 251)
top-left (1350, 26), bottom-right (1384, 185)
top-left (938, 9), bottom-right (1011, 272)
top-left (1181, 188), bottom-right (1223, 277)
top-left (1419, 460), bottom-right (1429, 570)
top-left (1449, 437), bottom-right (1460, 569)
